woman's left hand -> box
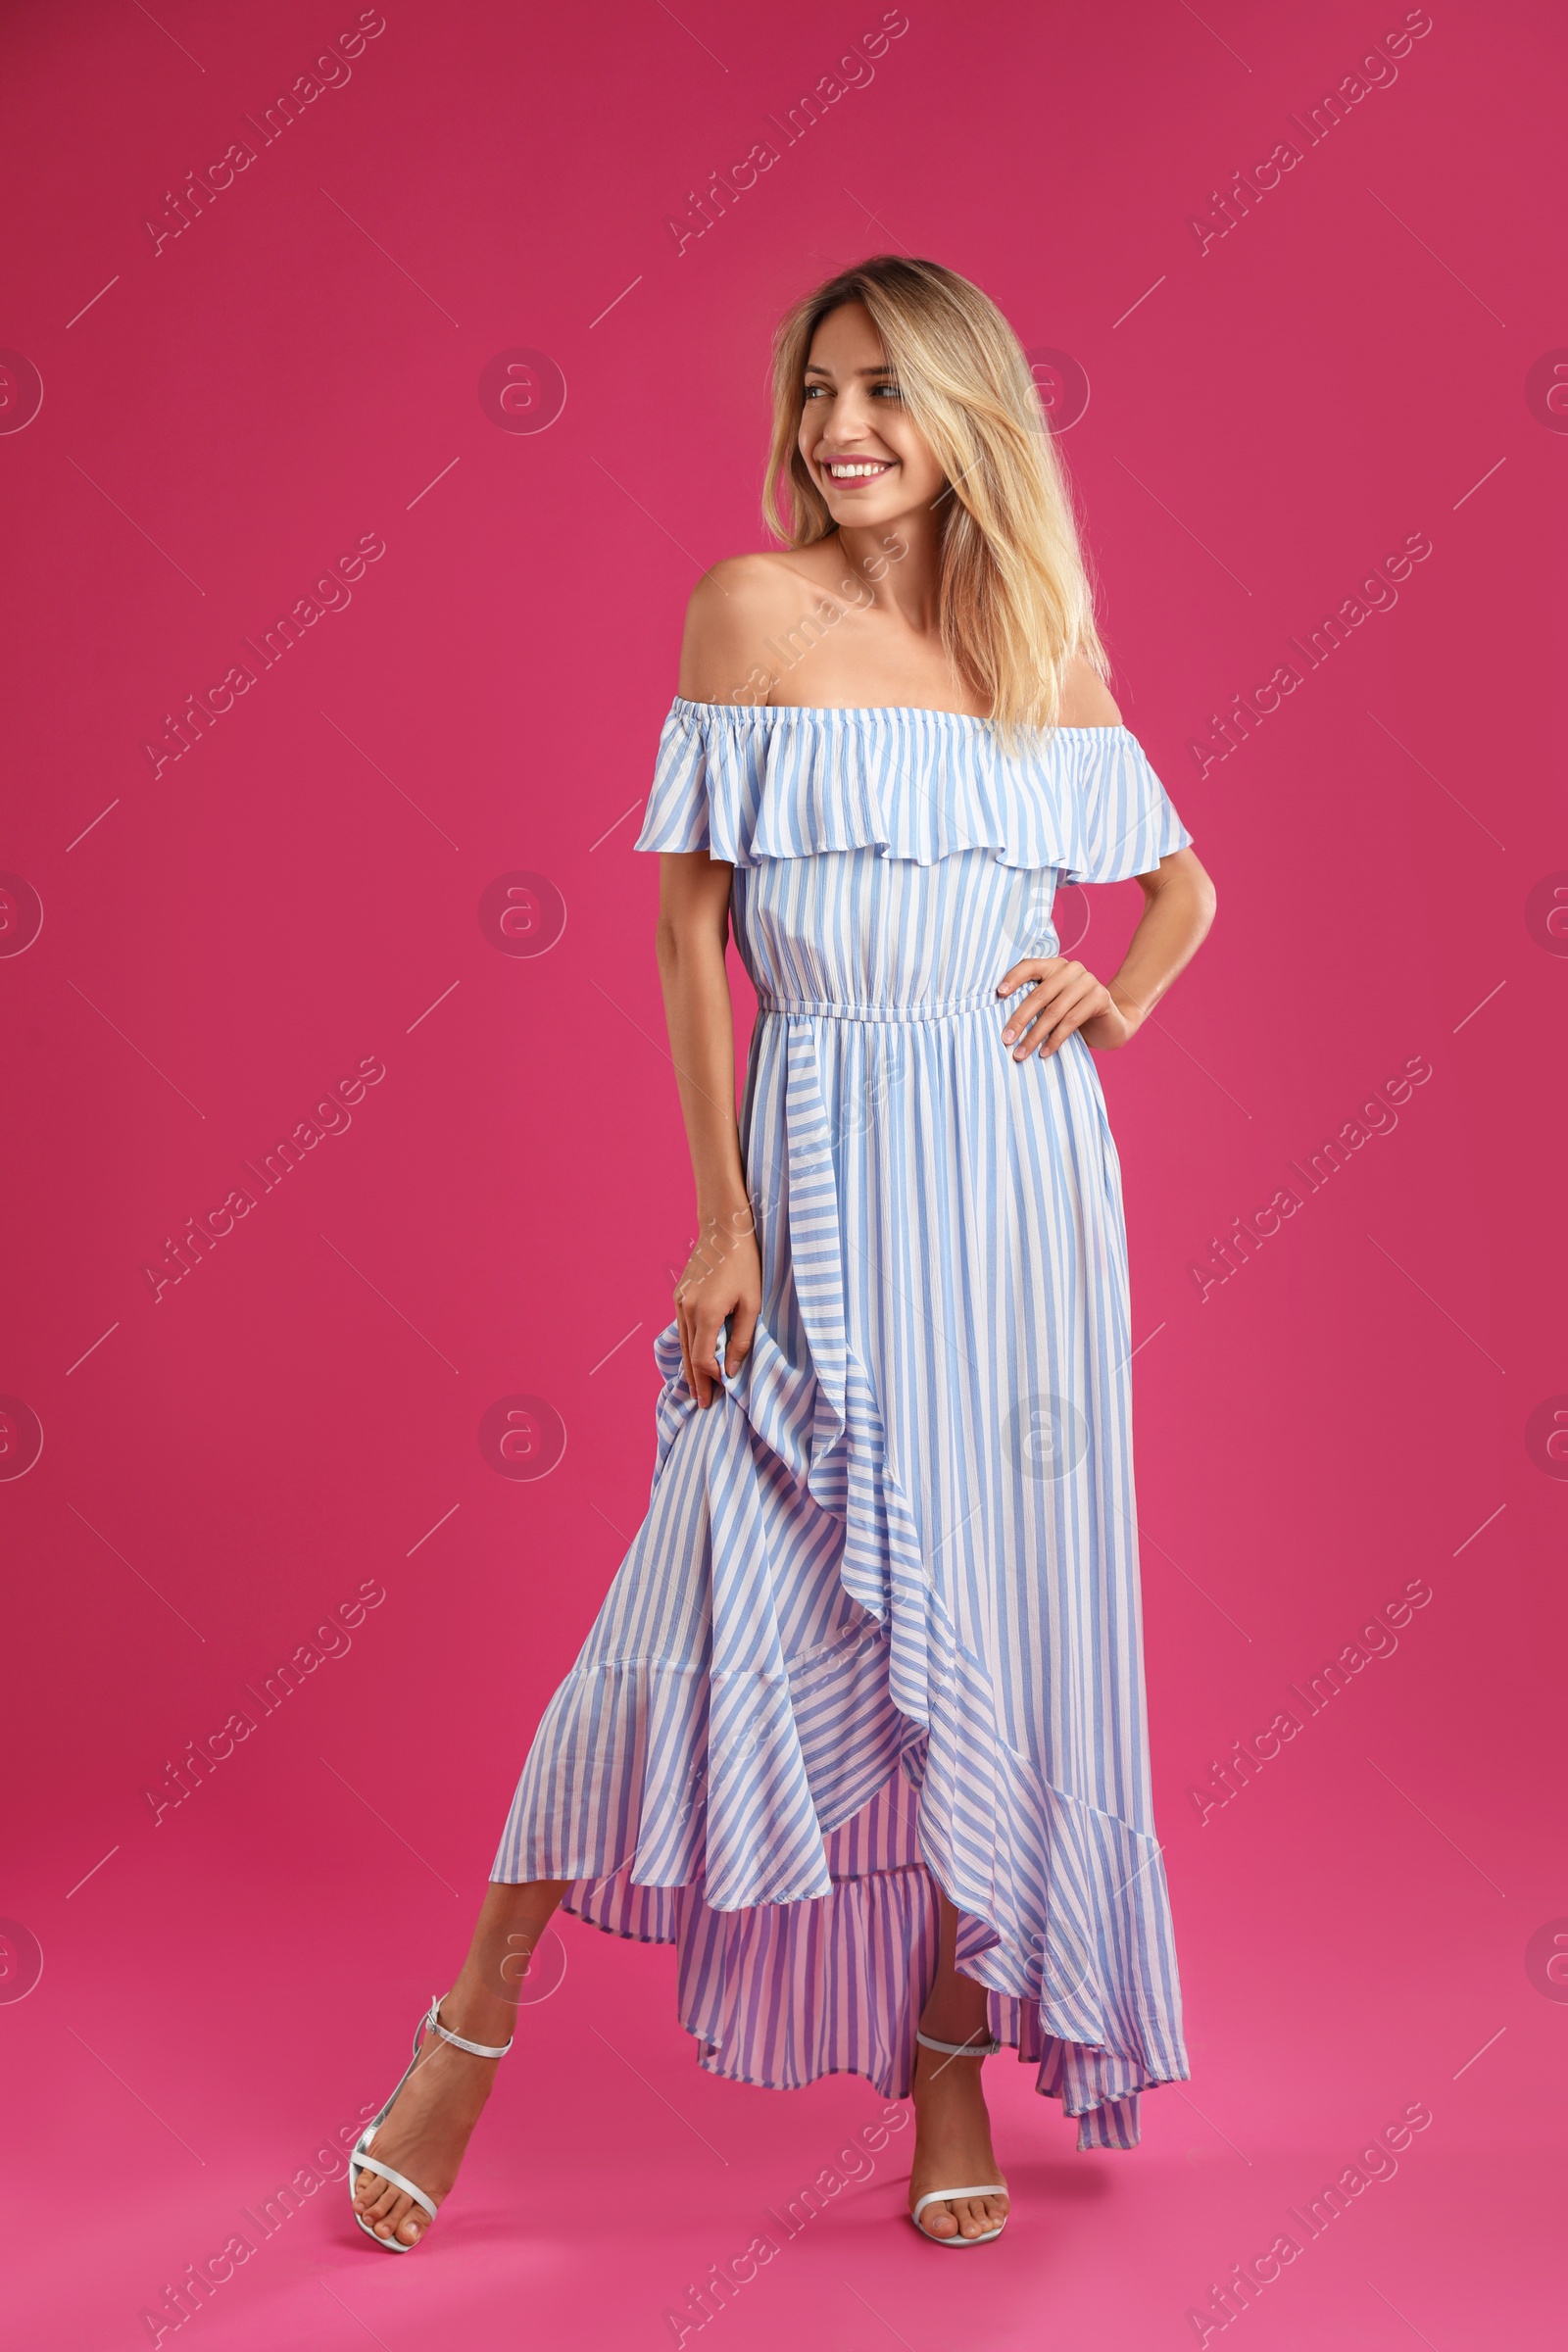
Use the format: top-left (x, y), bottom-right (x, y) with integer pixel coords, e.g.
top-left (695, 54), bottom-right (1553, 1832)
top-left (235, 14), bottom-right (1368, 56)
top-left (995, 956), bottom-right (1142, 1058)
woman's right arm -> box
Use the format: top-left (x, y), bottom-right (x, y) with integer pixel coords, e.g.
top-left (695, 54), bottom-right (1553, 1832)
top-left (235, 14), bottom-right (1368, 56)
top-left (656, 851), bottom-right (760, 1407)
top-left (656, 562), bottom-right (775, 1407)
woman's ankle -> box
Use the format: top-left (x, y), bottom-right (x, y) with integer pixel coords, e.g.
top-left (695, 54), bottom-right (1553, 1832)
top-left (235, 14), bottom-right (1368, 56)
top-left (917, 2004), bottom-right (993, 2048)
top-left (437, 1974), bottom-right (520, 2047)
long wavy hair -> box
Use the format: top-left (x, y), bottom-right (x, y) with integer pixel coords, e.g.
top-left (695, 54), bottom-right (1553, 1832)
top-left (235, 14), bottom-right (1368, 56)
top-left (762, 256), bottom-right (1108, 744)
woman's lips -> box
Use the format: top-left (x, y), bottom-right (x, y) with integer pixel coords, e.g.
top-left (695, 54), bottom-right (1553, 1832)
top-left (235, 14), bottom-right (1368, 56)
top-left (820, 457), bottom-right (895, 482)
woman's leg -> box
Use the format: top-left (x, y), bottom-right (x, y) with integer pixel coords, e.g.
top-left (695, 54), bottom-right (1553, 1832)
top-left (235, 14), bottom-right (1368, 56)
top-left (907, 1890), bottom-right (1010, 2242)
top-left (353, 1878), bottom-right (570, 2247)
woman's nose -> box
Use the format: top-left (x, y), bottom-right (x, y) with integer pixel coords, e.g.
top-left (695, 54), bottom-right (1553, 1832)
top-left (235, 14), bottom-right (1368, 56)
top-left (825, 389), bottom-right (875, 440)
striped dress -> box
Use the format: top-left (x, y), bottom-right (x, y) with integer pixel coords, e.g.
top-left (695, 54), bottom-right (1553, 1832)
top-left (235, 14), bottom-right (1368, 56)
top-left (493, 698), bottom-right (1193, 2150)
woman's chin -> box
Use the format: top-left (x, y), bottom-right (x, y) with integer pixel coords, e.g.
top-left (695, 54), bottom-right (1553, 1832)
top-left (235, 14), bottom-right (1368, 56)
top-left (827, 493), bottom-right (911, 531)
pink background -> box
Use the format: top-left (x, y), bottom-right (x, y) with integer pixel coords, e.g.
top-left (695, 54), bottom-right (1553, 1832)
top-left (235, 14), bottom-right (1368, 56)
top-left (2, 1), bottom-right (1563, 2344)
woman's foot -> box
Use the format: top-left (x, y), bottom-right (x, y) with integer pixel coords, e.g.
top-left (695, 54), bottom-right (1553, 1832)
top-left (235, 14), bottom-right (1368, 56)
top-left (352, 2005), bottom-right (504, 2248)
top-left (907, 2029), bottom-right (1009, 2243)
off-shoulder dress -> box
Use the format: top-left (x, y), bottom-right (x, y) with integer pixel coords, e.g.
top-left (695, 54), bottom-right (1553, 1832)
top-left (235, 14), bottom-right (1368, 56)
top-left (493, 698), bottom-right (1194, 2150)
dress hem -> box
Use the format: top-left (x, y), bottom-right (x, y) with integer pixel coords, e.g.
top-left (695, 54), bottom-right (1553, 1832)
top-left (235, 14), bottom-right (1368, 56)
top-left (539, 1853), bottom-right (1190, 2150)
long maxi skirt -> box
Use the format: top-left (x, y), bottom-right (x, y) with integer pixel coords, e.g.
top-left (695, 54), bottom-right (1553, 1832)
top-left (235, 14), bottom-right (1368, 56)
top-left (492, 699), bottom-right (1193, 2149)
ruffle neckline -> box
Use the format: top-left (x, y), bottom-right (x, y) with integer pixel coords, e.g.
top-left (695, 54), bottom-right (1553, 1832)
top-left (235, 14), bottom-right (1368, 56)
top-left (632, 697), bottom-right (1192, 885)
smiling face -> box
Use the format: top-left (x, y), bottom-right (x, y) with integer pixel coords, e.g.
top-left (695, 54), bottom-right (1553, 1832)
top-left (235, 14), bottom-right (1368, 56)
top-left (797, 300), bottom-right (948, 530)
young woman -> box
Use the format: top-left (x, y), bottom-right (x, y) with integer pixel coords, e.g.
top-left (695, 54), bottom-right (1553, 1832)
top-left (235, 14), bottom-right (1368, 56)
top-left (351, 256), bottom-right (1216, 2253)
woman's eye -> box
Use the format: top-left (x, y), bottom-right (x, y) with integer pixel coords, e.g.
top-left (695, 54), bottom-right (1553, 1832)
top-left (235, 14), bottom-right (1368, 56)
top-left (874, 382), bottom-right (902, 399)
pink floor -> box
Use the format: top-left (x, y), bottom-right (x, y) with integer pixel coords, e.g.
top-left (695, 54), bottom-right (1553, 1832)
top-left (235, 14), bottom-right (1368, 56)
top-left (8, 1764), bottom-right (1560, 2348)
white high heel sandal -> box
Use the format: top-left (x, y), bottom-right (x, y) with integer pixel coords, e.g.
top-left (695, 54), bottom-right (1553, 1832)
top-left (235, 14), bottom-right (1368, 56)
top-left (908, 2030), bottom-right (1010, 2247)
top-left (350, 1993), bottom-right (513, 2250)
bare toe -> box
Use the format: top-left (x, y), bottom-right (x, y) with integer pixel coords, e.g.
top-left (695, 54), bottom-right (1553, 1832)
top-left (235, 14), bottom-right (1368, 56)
top-left (377, 2192), bottom-right (414, 2241)
top-left (361, 2181), bottom-right (400, 2235)
top-left (914, 2200), bottom-right (958, 2240)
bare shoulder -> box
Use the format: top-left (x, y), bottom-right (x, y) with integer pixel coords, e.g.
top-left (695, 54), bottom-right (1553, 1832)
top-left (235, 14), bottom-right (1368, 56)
top-left (678, 550), bottom-right (823, 705)
top-left (1057, 650), bottom-right (1123, 727)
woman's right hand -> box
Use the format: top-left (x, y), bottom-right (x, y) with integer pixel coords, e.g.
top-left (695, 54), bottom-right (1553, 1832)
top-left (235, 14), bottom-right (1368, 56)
top-left (674, 1208), bottom-right (761, 1408)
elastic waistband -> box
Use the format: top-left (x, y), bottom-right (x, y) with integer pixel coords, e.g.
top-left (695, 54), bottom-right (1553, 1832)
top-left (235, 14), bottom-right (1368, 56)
top-left (757, 983), bottom-right (1021, 1024)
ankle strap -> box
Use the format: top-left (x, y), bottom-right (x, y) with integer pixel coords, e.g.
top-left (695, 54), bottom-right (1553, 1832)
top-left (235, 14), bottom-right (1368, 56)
top-left (423, 1994), bottom-right (514, 2060)
top-left (916, 2030), bottom-right (1003, 2058)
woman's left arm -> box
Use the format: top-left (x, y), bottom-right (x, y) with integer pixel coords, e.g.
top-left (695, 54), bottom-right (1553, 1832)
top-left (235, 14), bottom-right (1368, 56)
top-left (996, 848), bottom-right (1217, 1058)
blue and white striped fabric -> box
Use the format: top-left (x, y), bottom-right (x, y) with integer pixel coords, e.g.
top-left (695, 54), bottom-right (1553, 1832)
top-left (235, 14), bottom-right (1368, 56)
top-left (493, 698), bottom-right (1194, 2149)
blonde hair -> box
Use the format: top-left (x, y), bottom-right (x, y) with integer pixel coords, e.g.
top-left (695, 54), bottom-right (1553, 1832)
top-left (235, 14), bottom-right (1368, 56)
top-left (762, 256), bottom-right (1108, 744)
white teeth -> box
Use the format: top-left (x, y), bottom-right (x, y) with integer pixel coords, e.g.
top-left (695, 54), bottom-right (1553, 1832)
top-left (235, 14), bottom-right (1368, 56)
top-left (826, 462), bottom-right (888, 479)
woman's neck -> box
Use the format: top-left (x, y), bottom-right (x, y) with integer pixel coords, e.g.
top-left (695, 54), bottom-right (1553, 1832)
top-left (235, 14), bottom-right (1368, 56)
top-left (835, 507), bottom-right (946, 630)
